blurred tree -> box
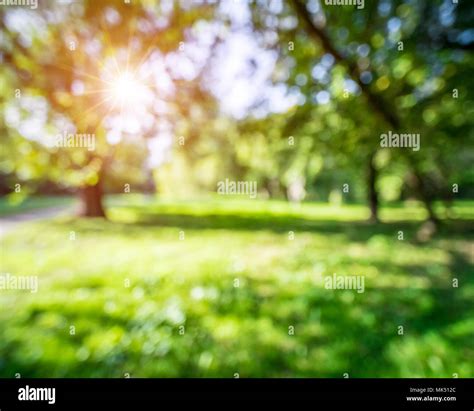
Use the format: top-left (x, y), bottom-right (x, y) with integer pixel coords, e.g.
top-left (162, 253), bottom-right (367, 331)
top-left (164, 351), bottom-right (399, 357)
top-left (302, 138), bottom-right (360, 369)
top-left (1, 0), bottom-right (472, 221)
top-left (1, 0), bottom-right (216, 216)
top-left (238, 0), bottom-right (474, 222)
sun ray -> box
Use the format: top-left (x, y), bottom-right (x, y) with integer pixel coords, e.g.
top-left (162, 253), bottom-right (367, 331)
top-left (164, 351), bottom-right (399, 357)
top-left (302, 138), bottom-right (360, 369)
top-left (55, 62), bottom-right (114, 86)
top-left (124, 2), bottom-right (140, 76)
top-left (82, 95), bottom-right (114, 117)
top-left (79, 87), bottom-right (115, 96)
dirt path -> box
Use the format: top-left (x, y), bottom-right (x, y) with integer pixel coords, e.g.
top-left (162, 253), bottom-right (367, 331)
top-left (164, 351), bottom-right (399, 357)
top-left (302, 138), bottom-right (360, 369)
top-left (0, 206), bottom-right (73, 237)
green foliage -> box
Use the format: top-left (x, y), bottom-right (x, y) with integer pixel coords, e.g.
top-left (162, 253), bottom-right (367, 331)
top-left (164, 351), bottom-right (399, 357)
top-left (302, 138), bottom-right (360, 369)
top-left (228, 0), bottom-right (474, 203)
top-left (0, 0), bottom-right (216, 193)
top-left (1, 1), bottom-right (473, 206)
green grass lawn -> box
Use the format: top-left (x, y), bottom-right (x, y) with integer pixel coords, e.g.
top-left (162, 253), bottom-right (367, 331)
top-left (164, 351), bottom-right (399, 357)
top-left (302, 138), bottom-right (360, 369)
top-left (0, 196), bottom-right (473, 377)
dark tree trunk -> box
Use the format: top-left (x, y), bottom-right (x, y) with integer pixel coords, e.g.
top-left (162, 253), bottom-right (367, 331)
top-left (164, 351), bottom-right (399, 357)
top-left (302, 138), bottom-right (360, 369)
top-left (368, 152), bottom-right (379, 223)
top-left (424, 199), bottom-right (438, 223)
top-left (79, 182), bottom-right (105, 217)
top-left (411, 169), bottom-right (439, 224)
top-left (420, 190), bottom-right (438, 224)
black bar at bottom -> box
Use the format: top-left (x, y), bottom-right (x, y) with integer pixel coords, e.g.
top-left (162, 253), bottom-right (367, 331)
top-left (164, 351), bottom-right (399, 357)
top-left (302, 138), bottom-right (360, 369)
top-left (0, 378), bottom-right (472, 409)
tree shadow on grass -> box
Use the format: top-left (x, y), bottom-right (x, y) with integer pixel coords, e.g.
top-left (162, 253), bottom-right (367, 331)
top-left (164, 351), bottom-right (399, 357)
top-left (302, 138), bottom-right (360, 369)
top-left (61, 208), bottom-right (474, 251)
top-left (311, 248), bottom-right (473, 376)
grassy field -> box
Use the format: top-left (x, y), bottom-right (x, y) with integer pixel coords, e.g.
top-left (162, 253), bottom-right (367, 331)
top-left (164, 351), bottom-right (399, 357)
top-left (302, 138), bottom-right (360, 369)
top-left (0, 196), bottom-right (473, 377)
